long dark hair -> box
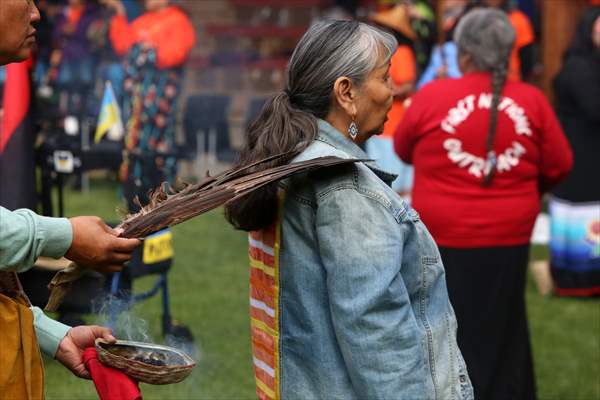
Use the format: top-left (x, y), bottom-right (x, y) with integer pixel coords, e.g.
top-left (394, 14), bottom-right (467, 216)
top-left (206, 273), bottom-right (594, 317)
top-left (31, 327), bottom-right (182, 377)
top-left (224, 20), bottom-right (396, 231)
top-left (454, 9), bottom-right (515, 186)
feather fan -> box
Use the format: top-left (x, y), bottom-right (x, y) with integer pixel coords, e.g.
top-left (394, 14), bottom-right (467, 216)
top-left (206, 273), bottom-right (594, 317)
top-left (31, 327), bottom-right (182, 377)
top-left (45, 154), bottom-right (363, 311)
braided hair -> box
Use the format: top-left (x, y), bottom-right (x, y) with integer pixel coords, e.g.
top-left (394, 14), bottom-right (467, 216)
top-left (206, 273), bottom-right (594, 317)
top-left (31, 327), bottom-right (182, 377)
top-left (454, 9), bottom-right (515, 186)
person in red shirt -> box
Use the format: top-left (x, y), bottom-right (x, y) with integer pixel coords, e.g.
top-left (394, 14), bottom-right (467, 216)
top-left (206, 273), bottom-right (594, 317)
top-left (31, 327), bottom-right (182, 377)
top-left (394, 9), bottom-right (572, 400)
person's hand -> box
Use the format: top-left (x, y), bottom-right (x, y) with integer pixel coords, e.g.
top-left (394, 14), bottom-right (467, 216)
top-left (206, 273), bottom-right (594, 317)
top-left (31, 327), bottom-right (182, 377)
top-left (56, 325), bottom-right (116, 379)
top-left (65, 216), bottom-right (141, 273)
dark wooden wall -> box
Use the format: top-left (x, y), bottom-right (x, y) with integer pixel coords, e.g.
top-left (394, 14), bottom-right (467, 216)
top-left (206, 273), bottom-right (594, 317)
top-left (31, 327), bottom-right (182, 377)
top-left (541, 0), bottom-right (589, 103)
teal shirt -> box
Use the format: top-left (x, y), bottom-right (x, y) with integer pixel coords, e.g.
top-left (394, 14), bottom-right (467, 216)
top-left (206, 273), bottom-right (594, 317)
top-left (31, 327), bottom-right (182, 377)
top-left (0, 206), bottom-right (73, 356)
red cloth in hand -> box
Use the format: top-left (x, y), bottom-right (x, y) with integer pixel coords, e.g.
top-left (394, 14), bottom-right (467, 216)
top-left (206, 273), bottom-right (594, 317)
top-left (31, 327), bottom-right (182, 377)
top-left (83, 347), bottom-right (142, 400)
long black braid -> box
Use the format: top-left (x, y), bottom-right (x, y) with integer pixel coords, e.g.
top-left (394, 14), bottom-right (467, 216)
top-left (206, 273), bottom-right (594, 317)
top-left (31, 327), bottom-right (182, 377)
top-left (454, 8), bottom-right (515, 187)
top-left (482, 61), bottom-right (509, 186)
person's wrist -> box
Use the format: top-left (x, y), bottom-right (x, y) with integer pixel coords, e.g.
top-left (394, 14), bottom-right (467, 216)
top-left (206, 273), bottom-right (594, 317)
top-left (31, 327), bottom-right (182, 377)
top-left (56, 329), bottom-right (71, 358)
top-left (35, 214), bottom-right (73, 258)
top-left (64, 218), bottom-right (78, 260)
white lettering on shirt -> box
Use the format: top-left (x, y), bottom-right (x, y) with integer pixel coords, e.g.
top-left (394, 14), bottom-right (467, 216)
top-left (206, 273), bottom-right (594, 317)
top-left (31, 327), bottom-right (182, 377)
top-left (442, 93), bottom-right (532, 137)
top-left (444, 138), bottom-right (487, 177)
top-left (478, 93), bottom-right (492, 109)
top-left (440, 92), bottom-right (532, 179)
top-left (497, 141), bottom-right (527, 172)
top-left (441, 94), bottom-right (476, 133)
top-left (444, 138), bottom-right (527, 177)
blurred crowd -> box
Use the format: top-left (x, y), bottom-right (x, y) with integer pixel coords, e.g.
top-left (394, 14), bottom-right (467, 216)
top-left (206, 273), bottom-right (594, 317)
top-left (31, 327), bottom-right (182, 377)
top-left (0, 0), bottom-right (597, 281)
top-left (0, 0), bottom-right (196, 214)
top-left (1, 0), bottom-right (598, 290)
top-left (360, 0), bottom-right (539, 198)
top-left (0, 1), bottom-right (599, 398)
top-left (363, 0), bottom-right (600, 300)
top-left (0, 0), bottom-right (543, 205)
top-left (0, 0), bottom-right (596, 281)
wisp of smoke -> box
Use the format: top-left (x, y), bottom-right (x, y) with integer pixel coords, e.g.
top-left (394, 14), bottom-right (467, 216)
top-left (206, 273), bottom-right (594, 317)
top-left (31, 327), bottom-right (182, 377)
top-left (91, 294), bottom-right (201, 361)
top-left (91, 294), bottom-right (154, 343)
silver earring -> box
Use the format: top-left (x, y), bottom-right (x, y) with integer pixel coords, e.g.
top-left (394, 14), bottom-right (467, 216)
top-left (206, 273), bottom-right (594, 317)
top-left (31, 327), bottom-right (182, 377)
top-left (348, 119), bottom-right (359, 140)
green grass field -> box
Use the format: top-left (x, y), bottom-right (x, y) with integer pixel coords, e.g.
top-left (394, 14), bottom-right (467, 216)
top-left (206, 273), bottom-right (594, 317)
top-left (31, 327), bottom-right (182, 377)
top-left (42, 179), bottom-right (599, 400)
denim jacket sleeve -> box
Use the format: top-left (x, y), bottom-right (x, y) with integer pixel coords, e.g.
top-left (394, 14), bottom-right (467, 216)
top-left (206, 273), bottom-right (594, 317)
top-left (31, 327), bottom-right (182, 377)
top-left (315, 187), bottom-right (427, 399)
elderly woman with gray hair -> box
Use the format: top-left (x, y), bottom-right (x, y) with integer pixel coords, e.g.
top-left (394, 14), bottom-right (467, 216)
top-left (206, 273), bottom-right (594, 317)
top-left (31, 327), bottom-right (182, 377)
top-left (225, 20), bottom-right (473, 400)
top-left (395, 9), bottom-right (573, 400)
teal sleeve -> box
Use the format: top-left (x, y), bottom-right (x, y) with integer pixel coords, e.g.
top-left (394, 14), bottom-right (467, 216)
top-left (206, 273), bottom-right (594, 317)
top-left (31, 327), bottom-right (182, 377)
top-left (31, 306), bottom-right (71, 357)
top-left (0, 207), bottom-right (73, 273)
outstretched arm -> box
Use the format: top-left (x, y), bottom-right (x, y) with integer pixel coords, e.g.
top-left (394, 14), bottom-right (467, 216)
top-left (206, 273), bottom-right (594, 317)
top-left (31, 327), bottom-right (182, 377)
top-left (0, 207), bottom-right (140, 273)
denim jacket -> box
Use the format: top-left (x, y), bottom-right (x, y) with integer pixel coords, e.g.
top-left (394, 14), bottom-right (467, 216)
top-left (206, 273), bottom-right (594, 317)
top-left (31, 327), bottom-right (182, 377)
top-left (247, 120), bottom-right (473, 400)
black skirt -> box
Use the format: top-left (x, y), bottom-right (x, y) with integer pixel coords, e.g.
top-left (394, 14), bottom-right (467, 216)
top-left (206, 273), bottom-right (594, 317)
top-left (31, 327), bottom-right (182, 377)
top-left (440, 245), bottom-right (536, 400)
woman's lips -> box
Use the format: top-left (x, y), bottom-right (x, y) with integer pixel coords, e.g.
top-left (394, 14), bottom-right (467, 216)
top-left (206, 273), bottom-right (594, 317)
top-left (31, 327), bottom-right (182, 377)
top-left (24, 32), bottom-right (36, 46)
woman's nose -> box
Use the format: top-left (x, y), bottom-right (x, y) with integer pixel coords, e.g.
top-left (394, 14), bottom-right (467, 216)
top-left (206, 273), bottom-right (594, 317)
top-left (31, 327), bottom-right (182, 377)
top-left (30, 1), bottom-right (41, 24)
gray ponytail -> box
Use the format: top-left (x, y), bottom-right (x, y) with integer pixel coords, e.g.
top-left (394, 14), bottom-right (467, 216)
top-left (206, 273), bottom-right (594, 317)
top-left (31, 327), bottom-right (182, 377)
top-left (454, 8), bottom-right (515, 186)
top-left (225, 20), bottom-right (397, 231)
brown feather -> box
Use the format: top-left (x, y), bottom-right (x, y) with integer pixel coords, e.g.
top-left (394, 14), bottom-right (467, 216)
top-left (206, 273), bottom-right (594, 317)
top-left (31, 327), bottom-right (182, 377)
top-left (45, 154), bottom-right (364, 311)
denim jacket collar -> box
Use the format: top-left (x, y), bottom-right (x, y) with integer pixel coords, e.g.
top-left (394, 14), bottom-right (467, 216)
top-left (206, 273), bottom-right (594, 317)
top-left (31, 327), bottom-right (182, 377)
top-left (316, 119), bottom-right (398, 186)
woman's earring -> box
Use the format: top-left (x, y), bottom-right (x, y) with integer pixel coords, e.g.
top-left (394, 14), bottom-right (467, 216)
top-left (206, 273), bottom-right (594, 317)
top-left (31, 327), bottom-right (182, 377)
top-left (348, 118), bottom-right (359, 140)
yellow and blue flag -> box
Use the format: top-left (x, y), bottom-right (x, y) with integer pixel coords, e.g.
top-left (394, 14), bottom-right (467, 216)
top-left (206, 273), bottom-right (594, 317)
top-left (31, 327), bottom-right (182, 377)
top-left (94, 81), bottom-right (123, 143)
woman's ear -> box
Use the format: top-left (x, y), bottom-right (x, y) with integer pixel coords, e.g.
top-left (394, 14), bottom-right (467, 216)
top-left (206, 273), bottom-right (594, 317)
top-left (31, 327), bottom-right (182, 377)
top-left (333, 76), bottom-right (358, 118)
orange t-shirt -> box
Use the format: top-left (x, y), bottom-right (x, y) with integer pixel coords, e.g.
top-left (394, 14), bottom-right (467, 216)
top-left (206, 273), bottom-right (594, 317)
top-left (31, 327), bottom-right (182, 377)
top-left (67, 6), bottom-right (83, 26)
top-left (110, 6), bottom-right (196, 69)
top-left (381, 45), bottom-right (416, 138)
top-left (508, 10), bottom-right (535, 81)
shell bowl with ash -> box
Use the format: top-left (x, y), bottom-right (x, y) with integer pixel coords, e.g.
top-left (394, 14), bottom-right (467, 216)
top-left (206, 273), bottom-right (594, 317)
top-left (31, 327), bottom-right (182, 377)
top-left (95, 338), bottom-right (196, 385)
